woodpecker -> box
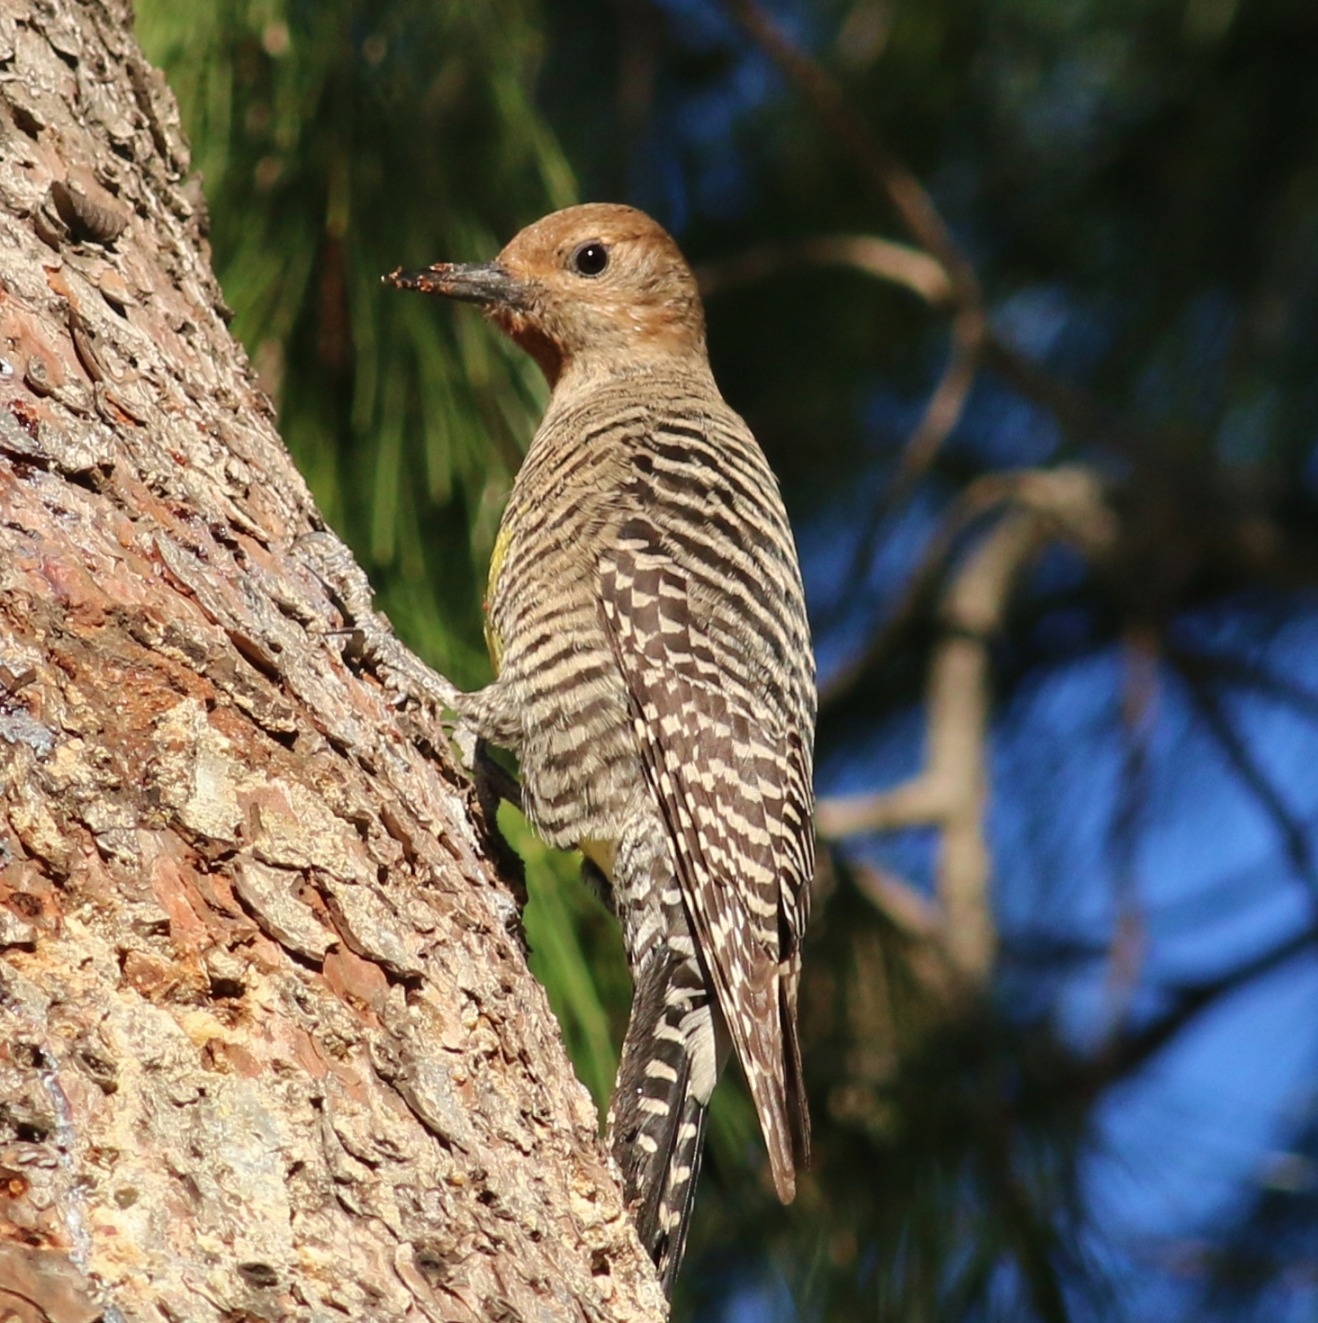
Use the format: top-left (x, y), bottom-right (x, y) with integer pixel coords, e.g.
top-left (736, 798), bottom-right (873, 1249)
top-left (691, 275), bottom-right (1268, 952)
top-left (388, 204), bottom-right (815, 1295)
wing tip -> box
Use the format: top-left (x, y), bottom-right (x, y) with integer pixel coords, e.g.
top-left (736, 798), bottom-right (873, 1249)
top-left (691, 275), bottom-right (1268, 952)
top-left (770, 1156), bottom-right (797, 1204)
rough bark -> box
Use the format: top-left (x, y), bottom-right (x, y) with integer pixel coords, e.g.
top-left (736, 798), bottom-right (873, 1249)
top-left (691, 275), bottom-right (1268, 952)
top-left (0, 3), bottom-right (664, 1320)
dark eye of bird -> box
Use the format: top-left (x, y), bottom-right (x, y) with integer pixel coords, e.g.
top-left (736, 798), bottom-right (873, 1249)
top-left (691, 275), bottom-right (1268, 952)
top-left (570, 242), bottom-right (609, 277)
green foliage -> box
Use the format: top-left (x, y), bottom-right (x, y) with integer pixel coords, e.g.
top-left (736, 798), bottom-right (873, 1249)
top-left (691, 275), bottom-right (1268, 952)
top-left (505, 809), bottom-right (627, 1109)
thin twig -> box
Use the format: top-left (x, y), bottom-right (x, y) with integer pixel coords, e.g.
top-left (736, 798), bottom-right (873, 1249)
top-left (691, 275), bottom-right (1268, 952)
top-left (980, 335), bottom-right (1149, 462)
top-left (720, 0), bottom-right (992, 623)
top-left (1091, 925), bottom-right (1318, 1088)
top-left (820, 511), bottom-right (1038, 979)
top-left (822, 305), bottom-right (988, 633)
top-left (816, 475), bottom-right (1014, 714)
top-left (696, 233), bottom-right (952, 306)
top-left (719, 0), bottom-right (980, 307)
top-left (818, 773), bottom-right (952, 839)
top-left (1102, 627), bottom-right (1160, 1037)
top-left (848, 861), bottom-right (946, 944)
top-left (1176, 664), bottom-right (1318, 900)
top-left (1167, 645), bottom-right (1318, 726)
top-left (847, 861), bottom-right (961, 1006)
top-left (698, 223), bottom-right (1152, 465)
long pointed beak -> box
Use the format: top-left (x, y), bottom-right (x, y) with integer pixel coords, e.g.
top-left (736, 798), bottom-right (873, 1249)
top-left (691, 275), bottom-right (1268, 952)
top-left (383, 261), bottom-right (528, 309)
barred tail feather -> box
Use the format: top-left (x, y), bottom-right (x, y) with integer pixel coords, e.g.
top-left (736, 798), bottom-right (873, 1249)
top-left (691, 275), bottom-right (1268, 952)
top-left (648, 1085), bottom-right (708, 1296)
top-left (608, 944), bottom-right (717, 1297)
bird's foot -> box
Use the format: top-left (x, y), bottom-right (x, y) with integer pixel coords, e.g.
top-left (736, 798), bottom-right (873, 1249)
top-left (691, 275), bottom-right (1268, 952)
top-left (291, 530), bottom-right (464, 720)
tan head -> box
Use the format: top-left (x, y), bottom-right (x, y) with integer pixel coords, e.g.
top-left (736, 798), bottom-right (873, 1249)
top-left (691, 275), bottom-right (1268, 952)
top-left (386, 204), bottom-right (708, 388)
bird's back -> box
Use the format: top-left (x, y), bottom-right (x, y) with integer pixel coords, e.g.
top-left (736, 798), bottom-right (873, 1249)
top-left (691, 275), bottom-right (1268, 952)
top-left (485, 365), bottom-right (814, 865)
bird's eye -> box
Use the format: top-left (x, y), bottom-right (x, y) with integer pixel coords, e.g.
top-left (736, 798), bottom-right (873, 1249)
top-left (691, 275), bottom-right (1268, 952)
top-left (570, 242), bottom-right (609, 277)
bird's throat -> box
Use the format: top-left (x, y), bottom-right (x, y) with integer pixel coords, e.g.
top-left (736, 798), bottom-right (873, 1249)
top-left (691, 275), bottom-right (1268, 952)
top-left (492, 307), bottom-right (565, 388)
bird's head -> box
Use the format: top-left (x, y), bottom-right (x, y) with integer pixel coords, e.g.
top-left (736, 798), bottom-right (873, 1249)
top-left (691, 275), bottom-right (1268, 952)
top-left (386, 203), bottom-right (708, 389)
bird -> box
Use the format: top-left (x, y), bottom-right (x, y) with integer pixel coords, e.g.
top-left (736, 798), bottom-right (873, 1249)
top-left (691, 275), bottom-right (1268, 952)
top-left (386, 203), bottom-right (815, 1296)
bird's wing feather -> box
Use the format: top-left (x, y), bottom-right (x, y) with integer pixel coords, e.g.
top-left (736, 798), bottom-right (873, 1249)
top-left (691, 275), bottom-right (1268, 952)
top-left (599, 513), bottom-right (811, 1200)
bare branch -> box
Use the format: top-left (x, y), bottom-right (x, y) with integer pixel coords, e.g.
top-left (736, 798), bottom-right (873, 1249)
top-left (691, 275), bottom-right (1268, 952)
top-left (719, 0), bottom-right (981, 308)
top-left (980, 335), bottom-right (1148, 460)
top-left (900, 307), bottom-right (988, 482)
top-left (931, 510), bottom-right (1042, 978)
top-left (818, 773), bottom-right (953, 838)
top-left (818, 306), bottom-right (990, 636)
top-left (685, 161), bottom-right (1162, 487)
top-left (711, 2), bottom-right (994, 624)
top-left (853, 863), bottom-right (964, 1012)
top-left (696, 233), bottom-right (953, 306)
top-left (848, 863), bottom-right (947, 944)
top-left (819, 468), bottom-right (1117, 981)
top-left (1168, 645), bottom-right (1318, 727)
top-left (696, 222), bottom-right (1148, 468)
top-left (819, 465), bottom-right (1115, 715)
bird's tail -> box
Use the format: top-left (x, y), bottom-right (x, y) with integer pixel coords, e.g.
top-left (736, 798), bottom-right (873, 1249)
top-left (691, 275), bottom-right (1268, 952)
top-left (609, 942), bottom-right (719, 1297)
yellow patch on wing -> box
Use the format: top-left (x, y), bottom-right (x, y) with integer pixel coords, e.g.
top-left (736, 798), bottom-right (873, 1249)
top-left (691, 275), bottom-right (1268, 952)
top-left (579, 837), bottom-right (617, 882)
top-left (484, 522), bottom-right (514, 674)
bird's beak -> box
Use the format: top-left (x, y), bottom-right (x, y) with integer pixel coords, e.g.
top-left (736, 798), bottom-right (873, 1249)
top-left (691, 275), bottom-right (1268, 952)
top-left (383, 262), bottom-right (529, 309)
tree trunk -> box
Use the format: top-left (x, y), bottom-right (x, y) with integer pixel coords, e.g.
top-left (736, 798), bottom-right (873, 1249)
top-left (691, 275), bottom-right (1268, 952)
top-left (0, 3), bottom-right (664, 1319)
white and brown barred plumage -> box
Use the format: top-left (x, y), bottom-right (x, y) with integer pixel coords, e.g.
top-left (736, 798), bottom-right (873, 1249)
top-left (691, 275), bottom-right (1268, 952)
top-left (389, 204), bottom-right (815, 1295)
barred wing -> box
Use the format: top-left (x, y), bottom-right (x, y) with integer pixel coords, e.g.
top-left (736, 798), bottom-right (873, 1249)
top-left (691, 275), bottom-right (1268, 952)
top-left (599, 515), bottom-right (812, 1200)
